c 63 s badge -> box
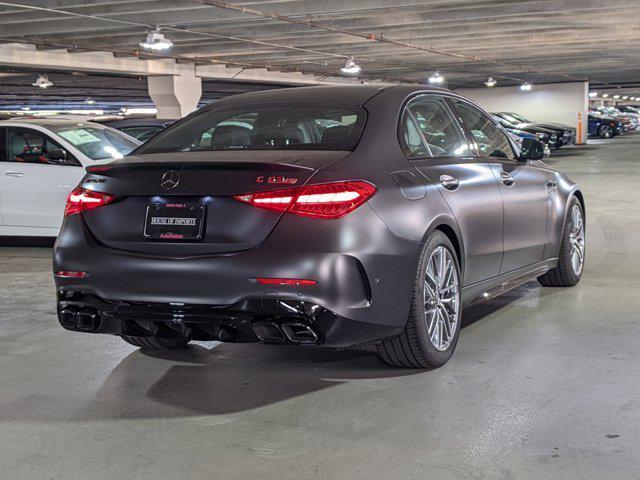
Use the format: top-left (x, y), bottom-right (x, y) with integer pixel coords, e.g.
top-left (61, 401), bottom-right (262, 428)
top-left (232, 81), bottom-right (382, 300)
top-left (256, 176), bottom-right (298, 185)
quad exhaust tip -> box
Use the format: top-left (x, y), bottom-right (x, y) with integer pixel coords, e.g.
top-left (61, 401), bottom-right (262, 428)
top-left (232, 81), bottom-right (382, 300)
top-left (252, 322), bottom-right (286, 343)
top-left (252, 321), bottom-right (319, 344)
top-left (280, 322), bottom-right (319, 344)
top-left (58, 307), bottom-right (100, 331)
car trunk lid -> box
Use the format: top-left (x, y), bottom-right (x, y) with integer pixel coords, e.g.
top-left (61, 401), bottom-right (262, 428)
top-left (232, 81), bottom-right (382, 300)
top-left (79, 151), bottom-right (347, 256)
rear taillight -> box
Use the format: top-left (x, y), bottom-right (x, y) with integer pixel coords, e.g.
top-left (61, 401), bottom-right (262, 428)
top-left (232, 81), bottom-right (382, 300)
top-left (233, 180), bottom-right (376, 219)
top-left (64, 187), bottom-right (115, 216)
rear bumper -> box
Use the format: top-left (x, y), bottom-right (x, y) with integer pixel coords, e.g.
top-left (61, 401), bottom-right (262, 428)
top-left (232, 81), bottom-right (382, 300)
top-left (54, 209), bottom-right (420, 347)
top-left (56, 292), bottom-right (400, 347)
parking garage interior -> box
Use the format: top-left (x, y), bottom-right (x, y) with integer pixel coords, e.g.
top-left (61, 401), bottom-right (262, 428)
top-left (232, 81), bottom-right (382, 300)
top-left (1, 1), bottom-right (640, 479)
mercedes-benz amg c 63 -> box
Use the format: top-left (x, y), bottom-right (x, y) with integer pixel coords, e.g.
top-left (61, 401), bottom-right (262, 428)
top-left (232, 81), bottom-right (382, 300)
top-left (53, 86), bottom-right (585, 368)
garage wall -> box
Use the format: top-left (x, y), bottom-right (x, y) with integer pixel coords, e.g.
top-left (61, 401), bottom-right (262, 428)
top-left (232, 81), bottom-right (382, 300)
top-left (456, 82), bottom-right (589, 144)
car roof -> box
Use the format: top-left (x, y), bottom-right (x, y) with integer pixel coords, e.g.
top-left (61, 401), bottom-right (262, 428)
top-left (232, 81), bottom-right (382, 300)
top-left (98, 118), bottom-right (169, 128)
top-left (201, 84), bottom-right (455, 109)
top-left (0, 118), bottom-right (105, 128)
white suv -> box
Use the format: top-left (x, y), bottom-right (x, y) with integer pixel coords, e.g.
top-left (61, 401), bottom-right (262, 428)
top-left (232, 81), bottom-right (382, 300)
top-left (0, 119), bottom-right (140, 237)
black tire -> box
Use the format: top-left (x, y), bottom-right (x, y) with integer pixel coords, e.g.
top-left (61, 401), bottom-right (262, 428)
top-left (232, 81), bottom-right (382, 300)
top-left (538, 197), bottom-right (584, 287)
top-left (121, 335), bottom-right (190, 350)
top-left (377, 231), bottom-right (462, 369)
top-left (598, 124), bottom-right (614, 139)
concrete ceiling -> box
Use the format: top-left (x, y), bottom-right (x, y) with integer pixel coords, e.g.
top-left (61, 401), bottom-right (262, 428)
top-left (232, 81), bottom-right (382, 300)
top-left (0, 67), bottom-right (288, 110)
top-left (0, 0), bottom-right (639, 92)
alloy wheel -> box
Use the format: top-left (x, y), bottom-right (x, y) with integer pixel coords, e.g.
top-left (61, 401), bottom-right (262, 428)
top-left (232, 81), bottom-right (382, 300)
top-left (424, 246), bottom-right (460, 352)
top-left (600, 125), bottom-right (613, 138)
top-left (569, 204), bottom-right (585, 276)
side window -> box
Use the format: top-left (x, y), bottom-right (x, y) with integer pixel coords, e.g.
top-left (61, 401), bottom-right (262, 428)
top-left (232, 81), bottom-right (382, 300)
top-left (453, 101), bottom-right (516, 160)
top-left (399, 110), bottom-right (430, 157)
top-left (6, 127), bottom-right (79, 165)
top-left (408, 96), bottom-right (471, 157)
top-left (399, 95), bottom-right (471, 158)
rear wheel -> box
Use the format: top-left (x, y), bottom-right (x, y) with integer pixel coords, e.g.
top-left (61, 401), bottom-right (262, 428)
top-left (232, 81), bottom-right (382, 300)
top-left (377, 231), bottom-right (461, 369)
top-left (121, 335), bottom-right (190, 350)
top-left (598, 124), bottom-right (614, 138)
top-left (538, 197), bottom-right (585, 287)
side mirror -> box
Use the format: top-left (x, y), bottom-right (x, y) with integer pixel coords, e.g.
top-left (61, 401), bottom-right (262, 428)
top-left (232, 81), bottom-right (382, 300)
top-left (519, 137), bottom-right (546, 161)
top-left (47, 148), bottom-right (68, 163)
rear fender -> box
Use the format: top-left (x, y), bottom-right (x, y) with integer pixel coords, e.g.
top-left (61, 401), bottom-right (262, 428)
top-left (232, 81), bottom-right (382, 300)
top-left (545, 177), bottom-right (583, 259)
top-left (422, 214), bottom-right (466, 282)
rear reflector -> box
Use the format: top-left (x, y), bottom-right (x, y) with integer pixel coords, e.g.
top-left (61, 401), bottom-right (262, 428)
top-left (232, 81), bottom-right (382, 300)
top-left (256, 277), bottom-right (317, 286)
top-left (65, 186), bottom-right (115, 216)
top-left (55, 271), bottom-right (87, 278)
top-left (233, 180), bottom-right (376, 219)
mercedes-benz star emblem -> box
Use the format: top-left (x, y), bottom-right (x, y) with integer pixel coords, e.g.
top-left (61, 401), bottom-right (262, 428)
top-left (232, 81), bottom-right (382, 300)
top-left (160, 170), bottom-right (180, 190)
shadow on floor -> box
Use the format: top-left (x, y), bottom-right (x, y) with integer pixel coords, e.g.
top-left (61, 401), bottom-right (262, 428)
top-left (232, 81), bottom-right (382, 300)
top-left (75, 343), bottom-right (424, 419)
top-left (86, 283), bottom-right (538, 419)
top-left (461, 281), bottom-right (540, 328)
top-left (0, 282), bottom-right (537, 422)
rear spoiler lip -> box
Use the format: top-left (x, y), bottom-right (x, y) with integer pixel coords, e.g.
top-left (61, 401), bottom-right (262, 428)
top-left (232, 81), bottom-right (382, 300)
top-left (86, 160), bottom-right (315, 174)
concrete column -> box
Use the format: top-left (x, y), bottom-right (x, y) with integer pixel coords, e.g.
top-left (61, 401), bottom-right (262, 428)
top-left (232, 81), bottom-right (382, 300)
top-left (148, 70), bottom-right (202, 120)
top-left (457, 82), bottom-right (589, 144)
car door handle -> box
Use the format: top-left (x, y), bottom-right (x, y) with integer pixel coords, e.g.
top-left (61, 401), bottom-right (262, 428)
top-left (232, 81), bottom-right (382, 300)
top-left (440, 174), bottom-right (460, 191)
top-left (500, 171), bottom-right (514, 186)
top-left (5, 171), bottom-right (24, 177)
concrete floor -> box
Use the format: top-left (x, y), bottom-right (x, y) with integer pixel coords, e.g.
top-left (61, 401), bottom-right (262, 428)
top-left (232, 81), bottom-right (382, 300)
top-left (1, 135), bottom-right (639, 480)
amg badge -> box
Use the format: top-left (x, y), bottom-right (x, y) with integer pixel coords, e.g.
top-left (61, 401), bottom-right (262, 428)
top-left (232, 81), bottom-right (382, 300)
top-left (256, 176), bottom-right (298, 185)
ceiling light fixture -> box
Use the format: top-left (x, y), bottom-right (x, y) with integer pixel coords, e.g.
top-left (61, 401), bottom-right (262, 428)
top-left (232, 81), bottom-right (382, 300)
top-left (520, 82), bottom-right (532, 92)
top-left (32, 74), bottom-right (53, 89)
top-left (85, 98), bottom-right (96, 105)
top-left (428, 71), bottom-right (445, 85)
top-left (588, 91), bottom-right (598, 98)
top-left (613, 94), bottom-right (621, 99)
top-left (340, 56), bottom-right (361, 75)
top-left (602, 93), bottom-right (609, 98)
top-left (484, 77), bottom-right (497, 88)
top-left (139, 27), bottom-right (173, 51)
top-left (622, 96), bottom-right (629, 100)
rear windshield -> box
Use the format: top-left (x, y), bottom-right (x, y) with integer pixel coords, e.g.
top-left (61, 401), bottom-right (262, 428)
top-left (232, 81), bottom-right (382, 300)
top-left (48, 124), bottom-right (139, 160)
top-left (136, 103), bottom-right (367, 154)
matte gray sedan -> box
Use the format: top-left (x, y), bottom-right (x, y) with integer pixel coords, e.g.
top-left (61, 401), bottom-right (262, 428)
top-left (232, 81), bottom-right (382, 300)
top-left (53, 85), bottom-right (585, 368)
